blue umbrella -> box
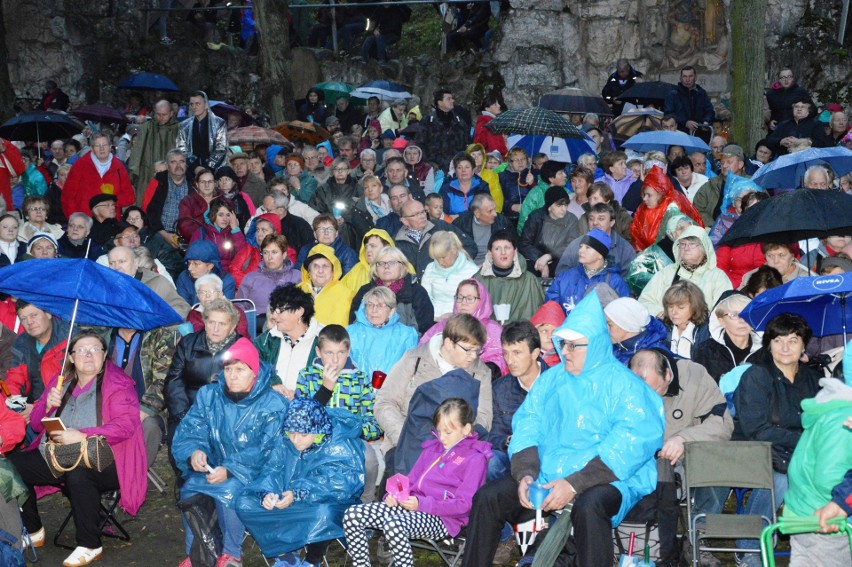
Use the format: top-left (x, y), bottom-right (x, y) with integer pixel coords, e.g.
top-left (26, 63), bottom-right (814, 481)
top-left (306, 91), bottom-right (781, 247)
top-left (351, 80), bottom-right (412, 101)
top-left (117, 72), bottom-right (179, 92)
top-left (750, 147), bottom-right (852, 189)
top-left (507, 133), bottom-right (596, 162)
top-left (0, 259), bottom-right (183, 330)
top-left (622, 130), bottom-right (710, 154)
top-left (741, 272), bottom-right (852, 341)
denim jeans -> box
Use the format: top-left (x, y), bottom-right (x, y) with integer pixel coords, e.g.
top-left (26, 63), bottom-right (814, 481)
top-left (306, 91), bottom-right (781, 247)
top-left (735, 472), bottom-right (788, 565)
top-left (182, 498), bottom-right (245, 558)
top-left (361, 33), bottom-right (399, 62)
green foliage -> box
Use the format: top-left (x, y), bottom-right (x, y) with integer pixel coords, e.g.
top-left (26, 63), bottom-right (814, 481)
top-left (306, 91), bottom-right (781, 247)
top-left (396, 5), bottom-right (442, 58)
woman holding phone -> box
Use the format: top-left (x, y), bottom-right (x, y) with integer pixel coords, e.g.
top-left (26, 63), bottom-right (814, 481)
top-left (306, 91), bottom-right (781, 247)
top-left (7, 331), bottom-right (147, 567)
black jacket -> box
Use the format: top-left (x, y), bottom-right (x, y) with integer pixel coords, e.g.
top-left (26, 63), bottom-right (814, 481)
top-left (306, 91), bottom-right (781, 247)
top-left (416, 108), bottom-right (471, 173)
top-left (766, 116), bottom-right (833, 156)
top-left (395, 219), bottom-right (477, 279)
top-left (732, 355), bottom-right (822, 455)
top-left (349, 276), bottom-right (434, 335)
top-left (691, 334), bottom-right (764, 383)
top-left (601, 66), bottom-right (642, 115)
top-left (765, 84), bottom-right (812, 124)
top-left (482, 360), bottom-right (548, 452)
top-left (279, 212), bottom-right (315, 253)
top-left (518, 208), bottom-right (580, 265)
top-left (663, 83), bottom-right (715, 130)
top-left (452, 211), bottom-right (512, 238)
top-left (164, 330), bottom-right (239, 423)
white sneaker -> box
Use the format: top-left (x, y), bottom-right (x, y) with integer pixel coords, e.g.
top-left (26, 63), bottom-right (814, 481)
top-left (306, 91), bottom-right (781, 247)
top-left (63, 546), bottom-right (103, 567)
top-left (26, 526), bottom-right (45, 548)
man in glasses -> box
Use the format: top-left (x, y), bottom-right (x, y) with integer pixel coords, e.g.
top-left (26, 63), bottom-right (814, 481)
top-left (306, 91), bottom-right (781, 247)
top-left (295, 213), bottom-right (358, 276)
top-left (395, 199), bottom-right (477, 279)
top-left (765, 68), bottom-right (812, 129)
top-left (462, 291), bottom-right (664, 567)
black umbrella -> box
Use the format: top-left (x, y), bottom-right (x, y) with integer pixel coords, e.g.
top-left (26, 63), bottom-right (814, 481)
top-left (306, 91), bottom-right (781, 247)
top-left (616, 81), bottom-right (677, 106)
top-left (0, 112), bottom-right (85, 144)
top-left (717, 189), bottom-right (852, 248)
top-left (538, 87), bottom-right (613, 116)
top-left (485, 107), bottom-right (584, 138)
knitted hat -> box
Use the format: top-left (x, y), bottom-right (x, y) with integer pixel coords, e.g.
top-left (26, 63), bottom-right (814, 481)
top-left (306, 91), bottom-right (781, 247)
top-left (223, 337), bottom-right (260, 376)
top-left (88, 193), bottom-right (117, 212)
top-left (284, 397), bottom-right (332, 437)
top-left (581, 228), bottom-right (611, 260)
top-left (604, 297), bottom-right (650, 333)
top-left (544, 186), bottom-right (570, 210)
top-left (530, 300), bottom-right (566, 328)
top-left (26, 232), bottom-right (58, 254)
top-left (214, 165), bottom-right (239, 184)
top-left (256, 212), bottom-right (282, 234)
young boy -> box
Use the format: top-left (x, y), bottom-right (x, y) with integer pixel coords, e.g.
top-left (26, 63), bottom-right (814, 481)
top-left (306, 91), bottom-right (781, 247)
top-left (296, 324), bottom-right (382, 501)
top-left (424, 193), bottom-right (450, 223)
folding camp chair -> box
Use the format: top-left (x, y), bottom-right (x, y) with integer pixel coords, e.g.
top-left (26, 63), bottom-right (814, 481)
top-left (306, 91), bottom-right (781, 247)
top-left (760, 516), bottom-right (852, 567)
top-left (408, 532), bottom-right (466, 567)
top-left (231, 298), bottom-right (258, 340)
top-left (54, 489), bottom-right (129, 550)
top-left (684, 441), bottom-right (775, 567)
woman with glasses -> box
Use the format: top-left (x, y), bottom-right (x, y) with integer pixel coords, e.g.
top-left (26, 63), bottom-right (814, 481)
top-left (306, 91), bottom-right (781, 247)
top-left (18, 195), bottom-right (64, 243)
top-left (186, 273), bottom-right (250, 337)
top-left (298, 243), bottom-right (354, 327)
top-left (349, 246), bottom-right (434, 335)
top-left (296, 213), bottom-right (359, 276)
top-left (638, 225), bottom-right (732, 318)
top-left (237, 234), bottom-right (300, 332)
top-left (8, 331), bottom-right (147, 567)
top-left (348, 286), bottom-right (419, 379)
top-left (374, 313), bottom-right (493, 460)
top-left (57, 212), bottom-right (103, 260)
top-left (419, 278), bottom-right (508, 377)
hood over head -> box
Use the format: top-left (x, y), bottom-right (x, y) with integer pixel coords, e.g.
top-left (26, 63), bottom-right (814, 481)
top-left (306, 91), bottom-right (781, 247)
top-left (673, 225), bottom-right (717, 269)
top-left (300, 242), bottom-right (343, 284)
top-left (185, 239), bottom-right (223, 272)
top-left (552, 291), bottom-right (614, 373)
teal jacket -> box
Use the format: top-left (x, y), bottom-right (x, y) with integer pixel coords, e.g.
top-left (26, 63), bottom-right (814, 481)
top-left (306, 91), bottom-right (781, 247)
top-left (508, 291), bottom-right (665, 527)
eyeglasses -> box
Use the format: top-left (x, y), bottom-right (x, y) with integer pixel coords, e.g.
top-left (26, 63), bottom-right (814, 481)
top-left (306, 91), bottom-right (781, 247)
top-left (198, 289), bottom-right (220, 298)
top-left (73, 346), bottom-right (105, 357)
top-left (403, 210), bottom-right (426, 218)
top-left (333, 167), bottom-right (350, 173)
top-left (376, 260), bottom-right (402, 269)
top-left (677, 241), bottom-right (701, 249)
top-left (779, 74), bottom-right (793, 80)
top-left (365, 302), bottom-right (390, 310)
top-left (454, 341), bottom-right (483, 356)
top-left (560, 341), bottom-right (588, 352)
top-left (28, 207), bottom-right (46, 213)
top-left (722, 312), bottom-right (742, 320)
top-left (315, 226), bottom-right (336, 234)
top-left (454, 295), bottom-right (479, 304)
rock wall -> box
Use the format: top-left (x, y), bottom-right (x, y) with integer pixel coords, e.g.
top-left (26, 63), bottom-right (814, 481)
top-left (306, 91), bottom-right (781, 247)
top-left (3, 0), bottom-right (850, 121)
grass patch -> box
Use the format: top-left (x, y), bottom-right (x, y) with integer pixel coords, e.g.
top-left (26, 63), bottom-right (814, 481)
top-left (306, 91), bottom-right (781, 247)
top-left (396, 5), bottom-right (443, 58)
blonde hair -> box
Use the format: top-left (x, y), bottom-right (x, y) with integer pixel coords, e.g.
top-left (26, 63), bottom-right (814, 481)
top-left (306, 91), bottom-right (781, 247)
top-left (369, 246), bottom-right (409, 280)
top-left (428, 231), bottom-right (468, 261)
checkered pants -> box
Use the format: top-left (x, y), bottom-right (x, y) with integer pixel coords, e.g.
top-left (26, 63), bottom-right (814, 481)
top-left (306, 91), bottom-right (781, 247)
top-left (343, 502), bottom-right (449, 567)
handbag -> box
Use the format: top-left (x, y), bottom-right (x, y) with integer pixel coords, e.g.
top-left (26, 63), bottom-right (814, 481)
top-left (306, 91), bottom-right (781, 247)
top-left (43, 375), bottom-right (115, 479)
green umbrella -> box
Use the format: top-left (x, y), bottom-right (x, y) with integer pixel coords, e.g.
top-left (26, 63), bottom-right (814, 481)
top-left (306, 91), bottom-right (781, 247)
top-left (313, 81), bottom-right (362, 106)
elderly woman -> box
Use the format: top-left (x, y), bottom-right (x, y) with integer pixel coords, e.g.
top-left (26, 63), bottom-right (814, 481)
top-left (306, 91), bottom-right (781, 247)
top-left (340, 228), bottom-right (407, 295)
top-left (599, 150), bottom-right (636, 203)
top-left (546, 228), bottom-right (630, 313)
top-left (520, 186), bottom-right (581, 278)
top-left (498, 147), bottom-right (536, 214)
top-left (298, 243), bottom-right (354, 328)
top-left (740, 242), bottom-right (810, 290)
top-left (625, 212), bottom-right (695, 296)
top-left (404, 144), bottom-right (436, 196)
top-left (237, 234), bottom-right (300, 331)
top-left (732, 313), bottom-right (822, 564)
top-left (352, 149), bottom-right (378, 183)
top-left (186, 274), bottom-right (251, 338)
top-left (255, 284), bottom-right (324, 400)
top-left (662, 280), bottom-right (711, 359)
top-left (177, 168), bottom-right (221, 243)
top-left (173, 338), bottom-right (288, 567)
top-left (57, 213), bottom-right (103, 260)
top-left (177, 240), bottom-right (237, 306)
top-left (439, 154), bottom-right (491, 218)
top-left (630, 165), bottom-right (703, 251)
top-left (282, 154), bottom-right (318, 205)
top-left (419, 279), bottom-right (507, 376)
top-left (0, 214), bottom-right (26, 266)
top-left (639, 226), bottom-right (732, 317)
top-left (355, 174), bottom-right (391, 224)
top-left (189, 196), bottom-right (247, 274)
top-left (24, 232), bottom-right (59, 259)
top-left (420, 231), bottom-right (479, 318)
top-left (350, 246), bottom-right (434, 335)
top-left (165, 298), bottom-right (241, 451)
top-left (18, 196), bottom-right (64, 243)
top-left (45, 162), bottom-right (71, 226)
top-left (8, 331), bottom-right (146, 567)
top-left (310, 157), bottom-right (358, 216)
top-left (348, 287), bottom-right (419, 378)
top-left (691, 291), bottom-right (765, 382)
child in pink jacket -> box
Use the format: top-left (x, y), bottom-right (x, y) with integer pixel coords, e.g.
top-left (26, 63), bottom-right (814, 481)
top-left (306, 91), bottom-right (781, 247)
top-left (343, 398), bottom-right (492, 567)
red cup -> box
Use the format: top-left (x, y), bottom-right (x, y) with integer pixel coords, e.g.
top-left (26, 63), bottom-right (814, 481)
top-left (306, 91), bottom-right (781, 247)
top-left (371, 370), bottom-right (387, 389)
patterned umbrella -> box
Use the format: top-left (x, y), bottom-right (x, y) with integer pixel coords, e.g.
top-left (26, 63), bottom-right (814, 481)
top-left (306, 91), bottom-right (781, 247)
top-left (608, 108), bottom-right (664, 141)
top-left (538, 87), bottom-right (613, 116)
top-left (616, 81), bottom-right (677, 106)
top-left (273, 121), bottom-right (331, 146)
top-left (228, 125), bottom-right (289, 146)
top-left (485, 107), bottom-right (584, 138)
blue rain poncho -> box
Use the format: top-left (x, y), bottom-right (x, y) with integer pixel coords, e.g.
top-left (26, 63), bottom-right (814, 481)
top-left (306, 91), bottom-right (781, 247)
top-left (347, 300), bottom-right (419, 377)
top-left (508, 291), bottom-right (665, 527)
top-left (236, 403), bottom-right (365, 557)
top-left (172, 362), bottom-right (289, 508)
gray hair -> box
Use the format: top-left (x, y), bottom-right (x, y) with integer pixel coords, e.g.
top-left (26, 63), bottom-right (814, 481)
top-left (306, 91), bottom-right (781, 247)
top-left (68, 212), bottom-right (93, 231)
top-left (803, 164), bottom-right (833, 187)
top-left (267, 191), bottom-right (290, 210)
top-left (133, 246), bottom-right (154, 270)
top-left (363, 286), bottom-right (397, 310)
top-left (165, 148), bottom-right (186, 162)
top-left (360, 148), bottom-right (377, 161)
top-left (470, 193), bottom-right (495, 212)
top-left (56, 163), bottom-right (72, 176)
top-left (195, 273), bottom-right (224, 293)
top-left (202, 297), bottom-right (240, 327)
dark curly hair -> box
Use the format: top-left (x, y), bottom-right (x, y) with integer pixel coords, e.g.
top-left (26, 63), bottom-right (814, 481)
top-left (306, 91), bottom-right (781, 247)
top-left (268, 284), bottom-right (314, 325)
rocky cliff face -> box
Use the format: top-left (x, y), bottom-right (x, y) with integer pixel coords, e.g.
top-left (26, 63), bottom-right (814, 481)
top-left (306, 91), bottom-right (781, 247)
top-left (3, 0), bottom-right (849, 120)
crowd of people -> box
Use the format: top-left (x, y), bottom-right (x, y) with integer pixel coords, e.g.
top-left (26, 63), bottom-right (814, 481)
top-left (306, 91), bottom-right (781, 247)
top-left (0, 59), bottom-right (851, 567)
